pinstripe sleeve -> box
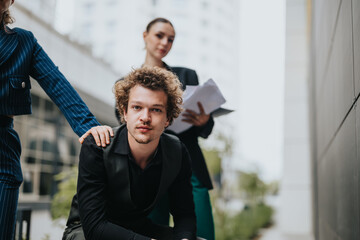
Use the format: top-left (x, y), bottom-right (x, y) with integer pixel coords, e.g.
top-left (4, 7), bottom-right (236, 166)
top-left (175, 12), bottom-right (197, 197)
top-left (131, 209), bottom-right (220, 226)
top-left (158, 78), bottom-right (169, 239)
top-left (28, 33), bottom-right (100, 136)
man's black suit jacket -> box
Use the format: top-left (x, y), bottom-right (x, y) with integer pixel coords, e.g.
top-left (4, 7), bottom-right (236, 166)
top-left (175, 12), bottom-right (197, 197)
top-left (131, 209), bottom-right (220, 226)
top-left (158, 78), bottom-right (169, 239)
top-left (65, 126), bottom-right (196, 240)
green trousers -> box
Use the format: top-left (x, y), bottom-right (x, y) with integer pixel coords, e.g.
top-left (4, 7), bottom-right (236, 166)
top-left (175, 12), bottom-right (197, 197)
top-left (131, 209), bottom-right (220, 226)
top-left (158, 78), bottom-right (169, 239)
top-left (149, 175), bottom-right (215, 240)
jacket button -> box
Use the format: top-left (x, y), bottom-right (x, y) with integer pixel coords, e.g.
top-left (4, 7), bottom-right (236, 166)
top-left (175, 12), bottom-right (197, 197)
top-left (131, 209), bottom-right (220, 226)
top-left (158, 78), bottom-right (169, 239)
top-left (22, 82), bottom-right (26, 88)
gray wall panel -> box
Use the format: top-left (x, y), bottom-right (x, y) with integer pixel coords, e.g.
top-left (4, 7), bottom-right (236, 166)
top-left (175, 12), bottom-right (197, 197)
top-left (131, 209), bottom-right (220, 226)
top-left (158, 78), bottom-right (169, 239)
top-left (318, 145), bottom-right (336, 236)
top-left (316, 72), bottom-right (335, 160)
top-left (353, 0), bottom-right (360, 95)
top-left (311, 0), bottom-right (359, 239)
top-left (313, 0), bottom-right (352, 160)
top-left (328, 0), bottom-right (355, 131)
top-left (317, 110), bottom-right (357, 240)
top-left (333, 110), bottom-right (357, 239)
top-left (319, 218), bottom-right (338, 240)
top-left (355, 103), bottom-right (360, 240)
top-left (314, 0), bottom-right (341, 98)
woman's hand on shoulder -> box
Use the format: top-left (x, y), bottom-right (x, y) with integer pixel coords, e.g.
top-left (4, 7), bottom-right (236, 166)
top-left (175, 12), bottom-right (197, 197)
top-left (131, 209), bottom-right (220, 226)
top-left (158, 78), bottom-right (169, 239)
top-left (79, 125), bottom-right (114, 147)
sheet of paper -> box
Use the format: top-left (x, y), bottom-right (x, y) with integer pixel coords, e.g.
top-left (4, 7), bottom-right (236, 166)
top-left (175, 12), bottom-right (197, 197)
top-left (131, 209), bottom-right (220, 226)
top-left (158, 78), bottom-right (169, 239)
top-left (211, 107), bottom-right (234, 118)
top-left (168, 79), bottom-right (226, 133)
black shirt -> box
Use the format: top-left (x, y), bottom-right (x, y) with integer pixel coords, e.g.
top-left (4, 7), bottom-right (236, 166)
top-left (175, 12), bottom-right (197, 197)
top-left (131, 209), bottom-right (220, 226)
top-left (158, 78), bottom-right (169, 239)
top-left (76, 127), bottom-right (196, 240)
top-left (128, 141), bottom-right (161, 209)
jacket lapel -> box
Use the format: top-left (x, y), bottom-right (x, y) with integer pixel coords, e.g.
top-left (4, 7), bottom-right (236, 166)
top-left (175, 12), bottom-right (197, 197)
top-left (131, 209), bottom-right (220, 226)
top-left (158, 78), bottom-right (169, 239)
top-left (104, 125), bottom-right (136, 210)
top-left (145, 134), bottom-right (182, 211)
top-left (0, 27), bottom-right (18, 67)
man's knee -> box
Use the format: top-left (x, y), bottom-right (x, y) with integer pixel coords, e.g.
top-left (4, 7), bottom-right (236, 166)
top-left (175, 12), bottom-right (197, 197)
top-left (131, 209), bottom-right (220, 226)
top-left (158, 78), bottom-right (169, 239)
top-left (62, 224), bottom-right (85, 240)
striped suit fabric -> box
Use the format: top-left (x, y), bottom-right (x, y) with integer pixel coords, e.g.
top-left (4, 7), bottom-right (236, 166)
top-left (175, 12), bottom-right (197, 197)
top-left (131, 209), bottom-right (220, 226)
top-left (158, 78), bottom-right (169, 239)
top-left (0, 25), bottom-right (100, 239)
top-left (0, 116), bottom-right (21, 239)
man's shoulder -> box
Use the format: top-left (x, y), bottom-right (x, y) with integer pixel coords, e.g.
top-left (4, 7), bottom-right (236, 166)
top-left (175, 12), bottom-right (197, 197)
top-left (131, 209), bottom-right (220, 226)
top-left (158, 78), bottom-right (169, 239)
top-left (103, 125), bottom-right (126, 150)
top-left (160, 132), bottom-right (185, 157)
top-left (161, 132), bottom-right (181, 144)
top-left (82, 134), bottom-right (101, 150)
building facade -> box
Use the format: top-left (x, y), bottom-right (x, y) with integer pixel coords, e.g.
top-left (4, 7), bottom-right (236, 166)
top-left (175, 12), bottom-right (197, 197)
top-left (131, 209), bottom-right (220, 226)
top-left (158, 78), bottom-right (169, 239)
top-left (70, 0), bottom-right (240, 108)
top-left (281, 0), bottom-right (313, 238)
top-left (16, 0), bottom-right (57, 25)
top-left (310, 0), bottom-right (360, 239)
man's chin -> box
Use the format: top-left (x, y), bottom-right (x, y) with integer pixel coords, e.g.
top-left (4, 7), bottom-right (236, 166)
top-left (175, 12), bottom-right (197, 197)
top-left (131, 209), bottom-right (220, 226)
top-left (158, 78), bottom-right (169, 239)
top-left (135, 138), bottom-right (151, 144)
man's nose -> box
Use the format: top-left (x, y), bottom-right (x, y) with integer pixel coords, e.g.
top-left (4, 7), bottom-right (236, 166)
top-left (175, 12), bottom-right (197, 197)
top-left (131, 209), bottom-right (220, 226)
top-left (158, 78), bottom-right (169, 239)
top-left (140, 109), bottom-right (151, 122)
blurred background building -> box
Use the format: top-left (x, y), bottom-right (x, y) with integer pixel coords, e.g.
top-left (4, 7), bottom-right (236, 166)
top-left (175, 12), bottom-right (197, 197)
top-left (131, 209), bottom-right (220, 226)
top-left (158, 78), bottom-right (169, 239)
top-left (69, 0), bottom-right (240, 104)
top-left (280, 0), bottom-right (312, 238)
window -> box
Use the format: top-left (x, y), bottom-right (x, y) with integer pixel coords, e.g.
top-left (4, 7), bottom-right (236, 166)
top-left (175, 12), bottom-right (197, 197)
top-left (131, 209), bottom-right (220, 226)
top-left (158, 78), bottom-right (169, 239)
top-left (40, 172), bottom-right (53, 196)
top-left (22, 171), bottom-right (34, 193)
top-left (18, 93), bottom-right (82, 198)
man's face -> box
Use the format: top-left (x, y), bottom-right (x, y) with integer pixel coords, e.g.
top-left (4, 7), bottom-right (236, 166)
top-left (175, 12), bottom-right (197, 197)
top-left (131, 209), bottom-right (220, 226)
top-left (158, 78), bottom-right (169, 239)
top-left (124, 85), bottom-right (169, 145)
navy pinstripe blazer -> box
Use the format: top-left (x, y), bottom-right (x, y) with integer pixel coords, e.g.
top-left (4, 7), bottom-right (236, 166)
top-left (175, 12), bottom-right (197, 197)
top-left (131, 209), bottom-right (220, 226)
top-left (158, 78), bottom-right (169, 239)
top-left (0, 26), bottom-right (99, 136)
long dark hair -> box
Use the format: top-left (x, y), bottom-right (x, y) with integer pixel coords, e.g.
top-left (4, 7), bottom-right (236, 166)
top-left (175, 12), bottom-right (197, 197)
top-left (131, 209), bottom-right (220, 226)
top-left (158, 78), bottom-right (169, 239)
top-left (146, 17), bottom-right (174, 32)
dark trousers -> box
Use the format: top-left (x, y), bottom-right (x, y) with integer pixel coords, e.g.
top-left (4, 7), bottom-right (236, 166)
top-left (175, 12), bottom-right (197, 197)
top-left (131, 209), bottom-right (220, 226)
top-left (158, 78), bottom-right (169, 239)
top-left (0, 116), bottom-right (23, 240)
top-left (149, 174), bottom-right (215, 240)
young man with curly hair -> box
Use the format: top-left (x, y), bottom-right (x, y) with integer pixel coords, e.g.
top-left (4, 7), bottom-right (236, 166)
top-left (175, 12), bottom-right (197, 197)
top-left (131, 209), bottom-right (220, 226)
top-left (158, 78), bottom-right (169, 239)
top-left (63, 67), bottom-right (197, 240)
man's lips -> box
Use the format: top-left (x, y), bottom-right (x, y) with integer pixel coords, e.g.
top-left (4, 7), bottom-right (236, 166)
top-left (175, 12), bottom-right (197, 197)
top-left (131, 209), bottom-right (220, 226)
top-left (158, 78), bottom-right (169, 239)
top-left (137, 126), bottom-right (152, 132)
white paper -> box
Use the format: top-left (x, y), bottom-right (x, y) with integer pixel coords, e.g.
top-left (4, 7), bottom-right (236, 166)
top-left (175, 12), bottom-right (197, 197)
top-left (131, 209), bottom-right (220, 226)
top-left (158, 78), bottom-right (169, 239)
top-left (168, 79), bottom-right (226, 133)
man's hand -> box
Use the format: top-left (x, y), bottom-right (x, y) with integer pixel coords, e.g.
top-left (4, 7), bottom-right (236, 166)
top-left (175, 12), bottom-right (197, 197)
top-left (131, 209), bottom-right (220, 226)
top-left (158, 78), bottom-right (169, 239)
top-left (181, 102), bottom-right (210, 127)
top-left (79, 125), bottom-right (114, 147)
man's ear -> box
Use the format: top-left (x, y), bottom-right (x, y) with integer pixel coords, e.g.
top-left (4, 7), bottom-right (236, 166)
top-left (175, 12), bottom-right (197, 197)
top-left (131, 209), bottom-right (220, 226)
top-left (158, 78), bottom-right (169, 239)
top-left (164, 118), bottom-right (170, 128)
top-left (123, 107), bottom-right (127, 122)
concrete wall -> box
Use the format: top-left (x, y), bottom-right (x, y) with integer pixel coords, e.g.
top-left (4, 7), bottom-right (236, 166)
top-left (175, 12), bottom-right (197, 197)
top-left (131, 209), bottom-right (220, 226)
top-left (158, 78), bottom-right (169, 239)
top-left (310, 0), bottom-right (360, 239)
top-left (281, 0), bottom-right (313, 236)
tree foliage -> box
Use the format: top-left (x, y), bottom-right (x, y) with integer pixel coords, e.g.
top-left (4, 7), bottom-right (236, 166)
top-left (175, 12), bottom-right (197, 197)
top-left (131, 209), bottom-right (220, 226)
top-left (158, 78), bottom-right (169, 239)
top-left (50, 166), bottom-right (78, 220)
top-left (238, 171), bottom-right (267, 206)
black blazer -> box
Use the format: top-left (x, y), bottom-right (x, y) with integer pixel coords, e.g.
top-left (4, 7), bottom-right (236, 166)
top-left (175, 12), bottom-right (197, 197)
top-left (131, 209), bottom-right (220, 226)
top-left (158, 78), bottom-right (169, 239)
top-left (66, 125), bottom-right (196, 240)
top-left (165, 63), bottom-right (214, 190)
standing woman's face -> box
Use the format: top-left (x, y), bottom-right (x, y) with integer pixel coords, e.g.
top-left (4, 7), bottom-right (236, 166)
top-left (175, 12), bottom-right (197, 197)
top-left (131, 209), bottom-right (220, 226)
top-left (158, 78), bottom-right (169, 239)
top-left (0, 0), bottom-right (13, 16)
top-left (143, 22), bottom-right (175, 60)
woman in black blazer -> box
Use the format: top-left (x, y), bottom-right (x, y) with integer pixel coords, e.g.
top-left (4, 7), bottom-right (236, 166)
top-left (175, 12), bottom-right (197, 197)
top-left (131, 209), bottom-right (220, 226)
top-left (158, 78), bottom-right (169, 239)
top-left (0, 2), bottom-right (112, 239)
top-left (141, 18), bottom-right (215, 240)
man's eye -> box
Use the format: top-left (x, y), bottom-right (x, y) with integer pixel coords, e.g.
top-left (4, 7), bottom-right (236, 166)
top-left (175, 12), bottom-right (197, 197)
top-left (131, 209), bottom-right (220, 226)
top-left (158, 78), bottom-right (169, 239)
top-left (133, 106), bottom-right (141, 110)
top-left (168, 38), bottom-right (174, 43)
top-left (156, 34), bottom-right (163, 39)
top-left (152, 108), bottom-right (162, 113)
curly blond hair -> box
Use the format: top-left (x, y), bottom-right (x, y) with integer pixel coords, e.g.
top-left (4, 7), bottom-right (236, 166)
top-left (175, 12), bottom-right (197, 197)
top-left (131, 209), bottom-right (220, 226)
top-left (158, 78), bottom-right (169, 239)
top-left (2, 10), bottom-right (14, 26)
top-left (114, 66), bottom-right (183, 125)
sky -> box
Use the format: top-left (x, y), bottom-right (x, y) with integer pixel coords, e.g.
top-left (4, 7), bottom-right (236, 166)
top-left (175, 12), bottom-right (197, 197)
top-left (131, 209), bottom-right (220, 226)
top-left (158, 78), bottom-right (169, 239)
top-left (236, 0), bottom-right (285, 182)
top-left (54, 0), bottom-right (286, 182)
